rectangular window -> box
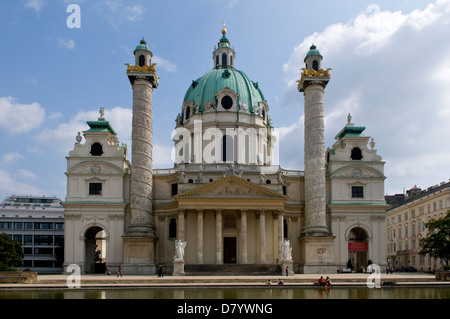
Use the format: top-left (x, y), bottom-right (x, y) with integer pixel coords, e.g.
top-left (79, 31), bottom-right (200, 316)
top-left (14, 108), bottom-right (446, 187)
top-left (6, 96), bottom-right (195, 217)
top-left (34, 223), bottom-right (53, 230)
top-left (55, 223), bottom-right (64, 230)
top-left (24, 222), bottom-right (33, 230)
top-left (89, 183), bottom-right (102, 195)
top-left (24, 235), bottom-right (33, 245)
top-left (351, 186), bottom-right (364, 198)
top-left (34, 235), bottom-right (53, 246)
top-left (14, 222), bottom-right (23, 229)
top-left (13, 235), bottom-right (22, 243)
top-left (0, 222), bottom-right (11, 229)
top-left (171, 183), bottom-right (178, 196)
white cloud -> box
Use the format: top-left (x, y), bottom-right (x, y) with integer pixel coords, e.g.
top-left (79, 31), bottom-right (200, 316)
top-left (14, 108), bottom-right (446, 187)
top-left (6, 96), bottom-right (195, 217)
top-left (36, 106), bottom-right (132, 155)
top-left (0, 169), bottom-right (39, 195)
top-left (0, 96), bottom-right (45, 134)
top-left (153, 56), bottom-right (178, 73)
top-left (16, 169), bottom-right (38, 180)
top-left (58, 38), bottom-right (75, 50)
top-left (280, 0), bottom-right (450, 194)
top-left (2, 152), bottom-right (25, 164)
top-left (101, 1), bottom-right (145, 27)
top-left (154, 144), bottom-right (174, 168)
top-left (48, 112), bottom-right (63, 120)
top-left (124, 5), bottom-right (144, 21)
top-left (25, 0), bottom-right (45, 15)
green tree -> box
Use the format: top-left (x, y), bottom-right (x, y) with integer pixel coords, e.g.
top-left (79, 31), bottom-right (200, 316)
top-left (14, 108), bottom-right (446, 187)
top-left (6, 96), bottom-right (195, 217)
top-left (419, 211), bottom-right (450, 266)
top-left (0, 233), bottom-right (24, 270)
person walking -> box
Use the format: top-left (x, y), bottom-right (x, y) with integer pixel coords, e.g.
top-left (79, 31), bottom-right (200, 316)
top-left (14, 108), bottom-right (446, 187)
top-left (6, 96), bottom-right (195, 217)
top-left (117, 266), bottom-right (122, 278)
top-left (158, 265), bottom-right (164, 278)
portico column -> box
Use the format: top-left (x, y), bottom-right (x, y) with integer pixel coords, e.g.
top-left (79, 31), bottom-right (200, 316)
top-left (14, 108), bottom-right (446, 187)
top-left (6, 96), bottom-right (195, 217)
top-left (240, 209), bottom-right (248, 264)
top-left (277, 209), bottom-right (284, 263)
top-left (259, 210), bottom-right (266, 264)
top-left (177, 209), bottom-right (185, 241)
top-left (216, 209), bottom-right (223, 264)
top-left (197, 209), bottom-right (204, 264)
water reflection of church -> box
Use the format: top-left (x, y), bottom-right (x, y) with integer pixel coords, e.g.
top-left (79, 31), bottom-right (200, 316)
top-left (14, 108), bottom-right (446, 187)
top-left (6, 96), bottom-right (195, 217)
top-left (63, 25), bottom-right (388, 274)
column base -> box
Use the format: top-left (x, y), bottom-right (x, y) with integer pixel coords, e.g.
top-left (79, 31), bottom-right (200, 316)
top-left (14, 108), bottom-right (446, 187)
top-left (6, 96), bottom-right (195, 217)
top-left (122, 234), bottom-right (157, 274)
top-left (298, 235), bottom-right (336, 274)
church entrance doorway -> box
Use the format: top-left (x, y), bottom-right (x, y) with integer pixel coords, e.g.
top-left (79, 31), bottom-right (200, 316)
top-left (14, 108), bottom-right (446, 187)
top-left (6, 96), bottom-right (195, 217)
top-left (348, 227), bottom-right (368, 272)
top-left (224, 237), bottom-right (237, 264)
top-left (84, 226), bottom-right (107, 274)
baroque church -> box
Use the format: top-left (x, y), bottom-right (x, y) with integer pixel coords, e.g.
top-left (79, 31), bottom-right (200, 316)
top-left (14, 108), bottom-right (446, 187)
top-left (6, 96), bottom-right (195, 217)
top-left (63, 25), bottom-right (388, 275)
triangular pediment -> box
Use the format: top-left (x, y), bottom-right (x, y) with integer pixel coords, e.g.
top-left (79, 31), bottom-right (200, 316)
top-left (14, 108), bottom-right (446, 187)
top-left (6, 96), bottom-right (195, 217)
top-left (175, 175), bottom-right (286, 200)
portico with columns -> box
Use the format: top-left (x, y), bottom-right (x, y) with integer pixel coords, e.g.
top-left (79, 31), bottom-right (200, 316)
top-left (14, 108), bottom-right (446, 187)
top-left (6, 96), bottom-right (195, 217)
top-left (167, 175), bottom-right (287, 266)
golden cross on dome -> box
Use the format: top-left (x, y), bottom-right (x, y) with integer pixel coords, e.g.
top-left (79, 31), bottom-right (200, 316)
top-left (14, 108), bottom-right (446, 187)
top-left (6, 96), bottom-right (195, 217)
top-left (222, 22), bottom-right (227, 36)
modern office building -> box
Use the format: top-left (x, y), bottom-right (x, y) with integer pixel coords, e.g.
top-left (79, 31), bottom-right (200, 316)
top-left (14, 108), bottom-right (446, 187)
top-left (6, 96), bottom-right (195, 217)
top-left (386, 181), bottom-right (450, 271)
top-left (0, 195), bottom-right (64, 273)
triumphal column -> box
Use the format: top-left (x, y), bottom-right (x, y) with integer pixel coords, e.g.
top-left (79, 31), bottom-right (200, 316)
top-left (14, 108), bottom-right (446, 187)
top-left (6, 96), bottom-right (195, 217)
top-left (297, 45), bottom-right (335, 273)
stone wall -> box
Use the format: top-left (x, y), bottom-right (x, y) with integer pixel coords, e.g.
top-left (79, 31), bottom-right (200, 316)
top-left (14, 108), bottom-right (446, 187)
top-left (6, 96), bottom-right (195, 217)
top-left (0, 271), bottom-right (37, 283)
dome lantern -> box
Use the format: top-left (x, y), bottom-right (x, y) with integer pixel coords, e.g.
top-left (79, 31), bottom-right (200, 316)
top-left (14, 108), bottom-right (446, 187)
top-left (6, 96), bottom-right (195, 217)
top-left (213, 22), bottom-right (235, 69)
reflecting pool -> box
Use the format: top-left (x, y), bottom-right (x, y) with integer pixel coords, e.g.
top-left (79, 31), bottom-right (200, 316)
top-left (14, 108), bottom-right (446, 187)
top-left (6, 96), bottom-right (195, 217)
top-left (0, 286), bottom-right (449, 299)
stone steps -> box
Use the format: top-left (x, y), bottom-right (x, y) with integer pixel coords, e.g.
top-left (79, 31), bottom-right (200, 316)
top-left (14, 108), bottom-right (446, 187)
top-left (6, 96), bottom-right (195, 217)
top-left (184, 264), bottom-right (281, 276)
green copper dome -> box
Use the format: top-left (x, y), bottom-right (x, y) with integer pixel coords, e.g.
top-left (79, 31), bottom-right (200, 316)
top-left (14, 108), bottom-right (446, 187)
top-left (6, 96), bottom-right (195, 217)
top-left (134, 38), bottom-right (152, 54)
top-left (305, 44), bottom-right (322, 58)
top-left (183, 68), bottom-right (265, 114)
top-left (219, 35), bottom-right (230, 47)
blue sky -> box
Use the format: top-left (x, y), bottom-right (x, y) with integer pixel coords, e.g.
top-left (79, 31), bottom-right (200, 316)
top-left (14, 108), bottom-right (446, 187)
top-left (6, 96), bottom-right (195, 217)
top-left (0, 0), bottom-right (449, 200)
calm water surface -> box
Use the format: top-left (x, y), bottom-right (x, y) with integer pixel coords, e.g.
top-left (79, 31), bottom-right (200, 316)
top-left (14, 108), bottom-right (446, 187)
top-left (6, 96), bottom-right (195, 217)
top-left (1, 286), bottom-right (449, 299)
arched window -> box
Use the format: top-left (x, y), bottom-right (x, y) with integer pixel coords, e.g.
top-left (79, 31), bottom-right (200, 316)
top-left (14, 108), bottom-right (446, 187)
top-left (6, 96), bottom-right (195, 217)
top-left (283, 219), bottom-right (288, 239)
top-left (230, 56), bottom-right (233, 67)
top-left (185, 106), bottom-right (191, 120)
top-left (216, 55), bottom-right (219, 67)
top-left (222, 53), bottom-right (227, 68)
top-left (139, 55), bottom-right (146, 67)
top-left (169, 219), bottom-right (177, 239)
top-left (351, 147), bottom-right (363, 160)
top-left (312, 60), bottom-right (319, 71)
top-left (90, 143), bottom-right (103, 156)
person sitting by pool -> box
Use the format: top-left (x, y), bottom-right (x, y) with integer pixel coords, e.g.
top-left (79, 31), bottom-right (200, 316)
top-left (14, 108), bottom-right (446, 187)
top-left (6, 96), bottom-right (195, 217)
top-left (277, 279), bottom-right (284, 285)
top-left (314, 276), bottom-right (326, 286)
top-left (325, 276), bottom-right (332, 286)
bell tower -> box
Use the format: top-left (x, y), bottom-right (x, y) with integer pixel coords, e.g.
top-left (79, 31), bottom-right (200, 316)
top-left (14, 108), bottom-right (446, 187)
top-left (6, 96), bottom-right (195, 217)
top-left (122, 38), bottom-right (159, 274)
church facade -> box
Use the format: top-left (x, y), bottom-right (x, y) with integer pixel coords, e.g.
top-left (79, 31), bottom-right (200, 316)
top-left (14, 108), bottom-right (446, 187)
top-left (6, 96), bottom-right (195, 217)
top-left (63, 26), bottom-right (388, 275)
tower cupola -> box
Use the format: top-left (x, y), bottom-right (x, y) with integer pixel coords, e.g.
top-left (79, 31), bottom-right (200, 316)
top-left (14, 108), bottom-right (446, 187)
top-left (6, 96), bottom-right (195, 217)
top-left (304, 44), bottom-right (323, 71)
top-left (134, 38), bottom-right (153, 67)
top-left (213, 23), bottom-right (236, 69)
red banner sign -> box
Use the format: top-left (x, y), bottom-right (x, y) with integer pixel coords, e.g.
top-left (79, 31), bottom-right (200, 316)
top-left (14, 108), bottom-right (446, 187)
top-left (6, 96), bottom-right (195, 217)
top-left (348, 242), bottom-right (368, 252)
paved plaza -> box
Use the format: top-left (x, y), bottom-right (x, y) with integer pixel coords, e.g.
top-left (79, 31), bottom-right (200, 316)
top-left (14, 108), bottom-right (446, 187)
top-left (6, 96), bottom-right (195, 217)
top-left (0, 272), bottom-right (446, 289)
